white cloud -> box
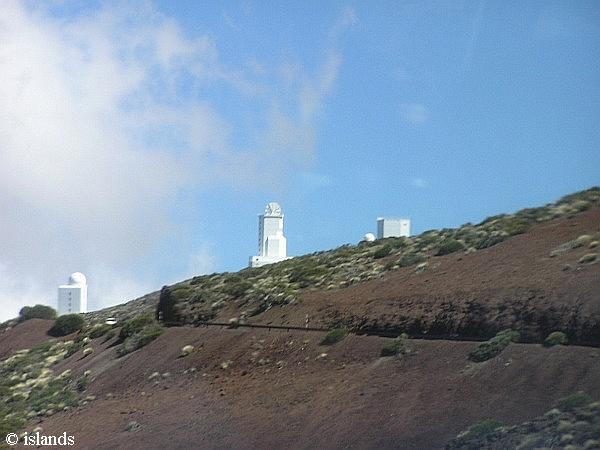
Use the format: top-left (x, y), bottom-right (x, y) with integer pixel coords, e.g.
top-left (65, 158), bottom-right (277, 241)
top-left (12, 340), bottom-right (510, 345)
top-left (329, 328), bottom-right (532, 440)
top-left (400, 103), bottom-right (429, 125)
top-left (0, 2), bottom-right (352, 321)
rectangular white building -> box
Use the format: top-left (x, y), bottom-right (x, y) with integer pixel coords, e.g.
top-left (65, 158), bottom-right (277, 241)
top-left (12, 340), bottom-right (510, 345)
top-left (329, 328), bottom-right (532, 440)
top-left (377, 217), bottom-right (411, 239)
top-left (57, 272), bottom-right (88, 315)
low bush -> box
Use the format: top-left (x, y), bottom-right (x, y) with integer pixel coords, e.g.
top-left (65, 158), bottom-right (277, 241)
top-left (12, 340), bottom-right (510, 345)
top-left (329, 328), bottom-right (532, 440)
top-left (117, 324), bottom-right (163, 357)
top-left (119, 314), bottom-right (155, 340)
top-left (48, 314), bottom-right (85, 337)
top-left (573, 235), bottom-right (593, 248)
top-left (398, 253), bottom-right (426, 267)
top-left (380, 334), bottom-right (409, 357)
top-left (503, 218), bottom-right (531, 236)
top-left (373, 245), bottom-right (392, 259)
top-left (89, 324), bottom-right (112, 339)
top-left (474, 233), bottom-right (506, 250)
top-left (222, 279), bottom-right (253, 298)
top-left (321, 328), bottom-right (348, 345)
top-left (543, 331), bottom-right (568, 347)
top-left (579, 253), bottom-right (597, 265)
top-left (19, 305), bottom-right (57, 322)
top-left (458, 419), bottom-right (503, 441)
top-left (436, 239), bottom-right (465, 256)
top-left (556, 392), bottom-right (592, 412)
top-left (468, 329), bottom-right (519, 362)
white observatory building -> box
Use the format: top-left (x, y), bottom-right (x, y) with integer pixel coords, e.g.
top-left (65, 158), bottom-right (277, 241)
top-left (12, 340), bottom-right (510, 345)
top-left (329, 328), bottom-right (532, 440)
top-left (57, 272), bottom-right (88, 315)
top-left (249, 202), bottom-right (290, 267)
top-left (377, 217), bottom-right (411, 239)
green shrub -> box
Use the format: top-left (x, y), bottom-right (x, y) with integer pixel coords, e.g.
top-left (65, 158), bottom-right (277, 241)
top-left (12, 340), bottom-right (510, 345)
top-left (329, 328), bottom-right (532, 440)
top-left (474, 233), bottom-right (506, 249)
top-left (117, 324), bottom-right (163, 357)
top-left (171, 286), bottom-right (192, 301)
top-left (556, 392), bottom-right (592, 411)
top-left (380, 334), bottom-right (409, 357)
top-left (19, 304), bottom-right (57, 322)
top-left (398, 253), bottom-right (426, 267)
top-left (459, 419), bottom-right (503, 441)
top-left (222, 279), bottom-right (253, 298)
top-left (579, 253), bottom-right (597, 264)
top-left (321, 328), bottom-right (348, 345)
top-left (373, 245), bottom-right (392, 259)
top-left (89, 324), bottom-right (112, 339)
top-left (468, 329), bottom-right (520, 362)
top-left (436, 239), bottom-right (465, 256)
top-left (119, 314), bottom-right (155, 340)
top-left (503, 218), bottom-right (531, 236)
top-left (48, 314), bottom-right (85, 337)
top-left (573, 235), bottom-right (593, 248)
top-left (543, 331), bottom-right (568, 347)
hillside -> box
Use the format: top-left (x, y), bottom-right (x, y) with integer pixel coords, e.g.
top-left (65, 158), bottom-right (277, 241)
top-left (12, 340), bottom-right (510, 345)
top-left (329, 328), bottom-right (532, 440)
top-left (1, 187), bottom-right (599, 449)
top-left (86, 187), bottom-right (600, 345)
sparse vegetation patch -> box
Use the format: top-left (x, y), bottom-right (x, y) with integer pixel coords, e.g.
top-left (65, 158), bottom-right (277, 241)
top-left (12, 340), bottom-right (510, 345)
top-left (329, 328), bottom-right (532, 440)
top-left (48, 314), bottom-right (85, 337)
top-left (468, 329), bottom-right (519, 362)
top-left (321, 328), bottom-right (348, 345)
top-left (543, 331), bottom-right (568, 347)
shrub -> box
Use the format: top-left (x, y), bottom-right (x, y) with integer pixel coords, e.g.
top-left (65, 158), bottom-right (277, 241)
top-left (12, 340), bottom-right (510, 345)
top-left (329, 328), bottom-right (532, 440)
top-left (48, 314), bottom-right (85, 337)
top-left (181, 345), bottom-right (194, 357)
top-left (544, 331), bottom-right (568, 347)
top-left (82, 347), bottom-right (93, 357)
top-left (398, 253), bottom-right (426, 267)
top-left (468, 329), bottom-right (519, 362)
top-left (222, 279), bottom-right (253, 298)
top-left (579, 253), bottom-right (597, 265)
top-left (117, 324), bottom-right (163, 357)
top-left (89, 324), bottom-right (112, 339)
top-left (503, 218), bottom-right (531, 236)
top-left (19, 305), bottom-right (57, 322)
top-left (556, 392), bottom-right (592, 412)
top-left (380, 334), bottom-right (409, 357)
top-left (321, 328), bottom-right (348, 345)
top-left (119, 314), bottom-right (155, 340)
top-left (475, 233), bottom-right (506, 249)
top-left (373, 245), bottom-right (392, 259)
top-left (436, 239), bottom-right (465, 256)
top-left (573, 235), bottom-right (593, 248)
top-left (459, 419), bottom-right (503, 441)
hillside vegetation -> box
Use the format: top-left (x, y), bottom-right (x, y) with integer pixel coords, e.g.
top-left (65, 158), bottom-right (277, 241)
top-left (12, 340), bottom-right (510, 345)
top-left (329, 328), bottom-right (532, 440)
top-left (81, 187), bottom-right (599, 335)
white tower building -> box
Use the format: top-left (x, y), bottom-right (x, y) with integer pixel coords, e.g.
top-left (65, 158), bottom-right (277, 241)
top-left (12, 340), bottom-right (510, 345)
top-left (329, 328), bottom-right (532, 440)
top-left (57, 272), bottom-right (88, 315)
top-left (377, 217), bottom-right (411, 239)
top-left (249, 202), bottom-right (290, 267)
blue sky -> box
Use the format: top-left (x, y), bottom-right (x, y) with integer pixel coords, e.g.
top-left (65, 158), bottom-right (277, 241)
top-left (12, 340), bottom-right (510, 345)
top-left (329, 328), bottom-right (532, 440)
top-left (1, 0), bottom-right (599, 319)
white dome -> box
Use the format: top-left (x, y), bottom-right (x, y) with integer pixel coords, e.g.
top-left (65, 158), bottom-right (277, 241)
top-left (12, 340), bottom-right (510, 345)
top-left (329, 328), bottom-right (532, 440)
top-left (363, 233), bottom-right (376, 242)
top-left (68, 272), bottom-right (87, 285)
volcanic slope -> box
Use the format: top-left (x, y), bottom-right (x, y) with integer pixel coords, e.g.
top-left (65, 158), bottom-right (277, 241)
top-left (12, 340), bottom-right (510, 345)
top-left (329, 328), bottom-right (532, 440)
top-left (1, 187), bottom-right (599, 449)
top-left (1, 322), bottom-right (599, 449)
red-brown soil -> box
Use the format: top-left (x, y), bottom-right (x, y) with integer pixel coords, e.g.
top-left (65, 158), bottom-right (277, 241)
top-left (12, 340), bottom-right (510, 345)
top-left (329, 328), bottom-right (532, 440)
top-left (0, 319), bottom-right (71, 360)
top-left (6, 325), bottom-right (598, 450)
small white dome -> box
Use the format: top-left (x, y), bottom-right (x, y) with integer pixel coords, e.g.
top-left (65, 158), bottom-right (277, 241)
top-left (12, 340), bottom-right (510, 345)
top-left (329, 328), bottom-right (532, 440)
top-left (363, 233), bottom-right (376, 242)
top-left (68, 272), bottom-right (87, 285)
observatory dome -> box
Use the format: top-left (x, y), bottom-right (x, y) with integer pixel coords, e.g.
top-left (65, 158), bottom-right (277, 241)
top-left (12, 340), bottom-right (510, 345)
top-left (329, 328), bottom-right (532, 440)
top-left (68, 272), bottom-right (87, 285)
top-left (363, 233), bottom-right (376, 242)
